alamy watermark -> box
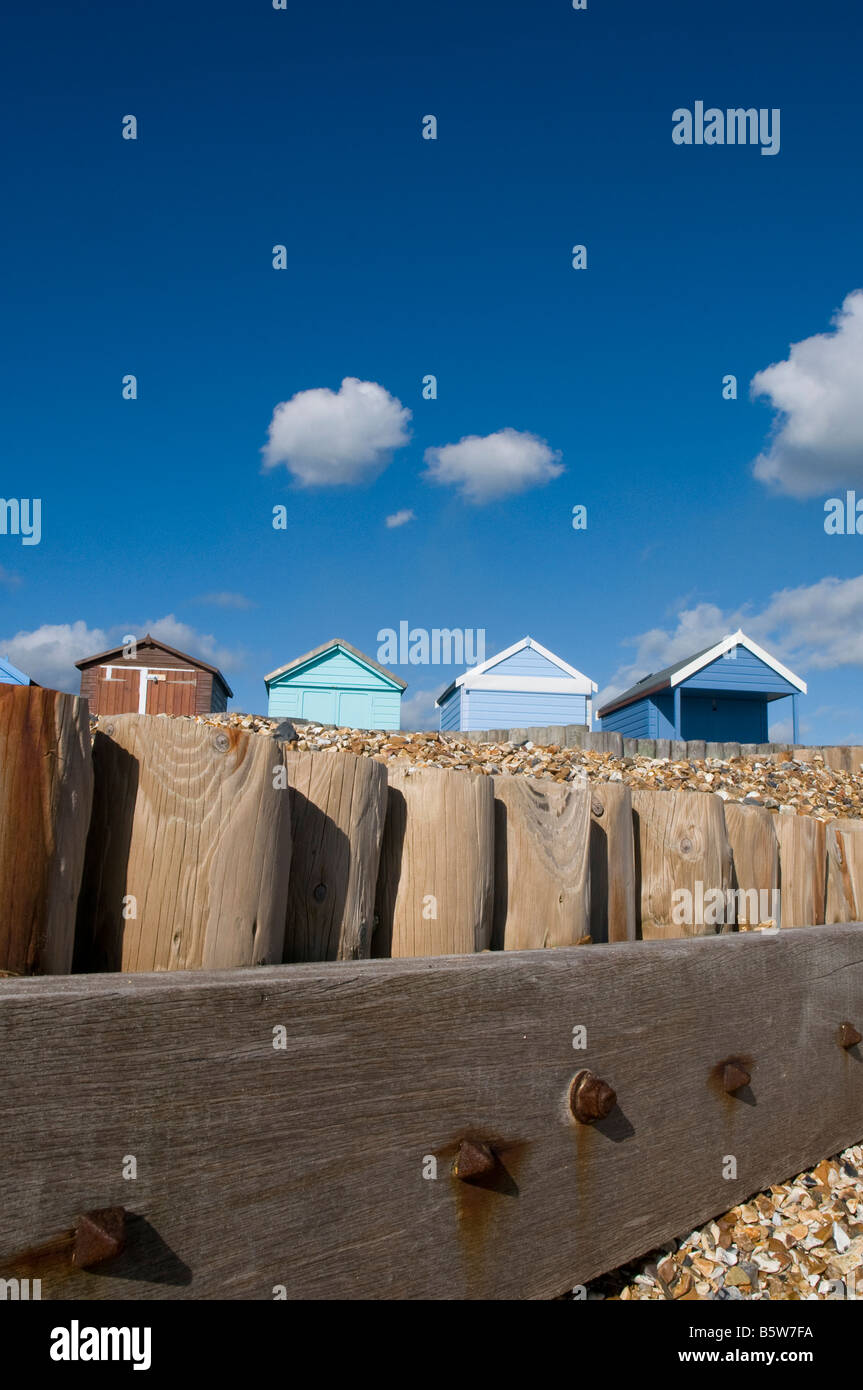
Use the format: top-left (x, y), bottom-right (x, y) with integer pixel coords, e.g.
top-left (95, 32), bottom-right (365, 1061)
top-left (377, 624), bottom-right (486, 666)
top-left (672, 103), bottom-right (780, 156)
top-left (1, 498), bottom-right (41, 545)
top-left (824, 492), bottom-right (863, 535)
top-left (672, 882), bottom-right (780, 928)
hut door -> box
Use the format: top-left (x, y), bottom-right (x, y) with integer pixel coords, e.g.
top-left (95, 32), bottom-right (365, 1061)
top-left (145, 668), bottom-right (197, 716)
top-left (97, 665), bottom-right (141, 715)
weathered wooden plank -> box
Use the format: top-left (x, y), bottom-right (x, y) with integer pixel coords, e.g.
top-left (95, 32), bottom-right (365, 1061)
top-left (283, 751), bottom-right (387, 961)
top-left (826, 820), bottom-right (863, 924)
top-left (491, 777), bottom-right (590, 950)
top-left (822, 746), bottom-right (851, 773)
top-left (0, 925), bottom-right (861, 1300)
top-left (75, 714), bottom-right (291, 971)
top-left (373, 765), bottom-right (494, 957)
top-left (0, 686), bottom-right (93, 974)
top-left (724, 802), bottom-right (779, 927)
top-left (775, 812), bottom-right (827, 928)
top-left (588, 781), bottom-right (636, 943)
top-left (630, 789), bottom-right (732, 938)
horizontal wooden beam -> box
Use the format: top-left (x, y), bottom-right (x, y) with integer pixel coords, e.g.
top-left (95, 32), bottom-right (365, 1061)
top-left (1, 925), bottom-right (862, 1299)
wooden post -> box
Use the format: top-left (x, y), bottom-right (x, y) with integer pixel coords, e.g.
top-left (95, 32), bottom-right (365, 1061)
top-left (588, 781), bottom-right (636, 942)
top-left (723, 802), bottom-right (779, 927)
top-left (3, 924), bottom-right (863, 1301)
top-left (373, 765), bottom-right (493, 957)
top-left (822, 746), bottom-right (851, 773)
top-left (825, 819), bottom-right (863, 923)
top-left (630, 789), bottom-right (732, 938)
top-left (846, 747), bottom-right (863, 774)
top-left (775, 812), bottom-right (827, 928)
top-left (0, 687), bottom-right (93, 974)
top-left (75, 714), bottom-right (291, 972)
top-left (283, 751), bottom-right (387, 961)
top-left (491, 776), bottom-right (590, 950)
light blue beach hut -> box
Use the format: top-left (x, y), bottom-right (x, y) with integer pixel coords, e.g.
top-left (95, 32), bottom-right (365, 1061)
top-left (264, 639), bottom-right (406, 730)
top-left (0, 655), bottom-right (34, 686)
top-left (435, 636), bottom-right (598, 733)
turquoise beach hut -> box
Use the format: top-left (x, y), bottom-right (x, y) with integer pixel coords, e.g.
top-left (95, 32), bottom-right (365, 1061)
top-left (264, 639), bottom-right (406, 730)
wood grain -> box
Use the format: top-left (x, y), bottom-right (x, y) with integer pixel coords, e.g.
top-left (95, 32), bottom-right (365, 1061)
top-left (724, 802), bottom-right (780, 927)
top-left (283, 751), bottom-right (387, 961)
top-left (826, 820), bottom-right (863, 924)
top-left (775, 813), bottom-right (827, 928)
top-left (0, 687), bottom-right (93, 974)
top-left (588, 781), bottom-right (636, 943)
top-left (630, 789), bottom-right (732, 938)
top-left (0, 924), bottom-right (862, 1300)
top-left (491, 776), bottom-right (590, 950)
top-left (373, 764), bottom-right (493, 957)
top-left (75, 714), bottom-right (291, 971)
top-left (822, 746), bottom-right (852, 773)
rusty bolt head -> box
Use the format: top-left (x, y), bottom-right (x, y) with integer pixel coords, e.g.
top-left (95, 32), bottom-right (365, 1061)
top-left (838, 1022), bottom-right (862, 1049)
top-left (73, 1207), bottom-right (126, 1268)
top-left (452, 1139), bottom-right (497, 1183)
top-left (569, 1069), bottom-right (617, 1124)
top-left (722, 1061), bottom-right (751, 1094)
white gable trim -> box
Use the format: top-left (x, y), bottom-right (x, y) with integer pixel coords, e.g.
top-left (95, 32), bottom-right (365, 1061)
top-left (455, 636), bottom-right (598, 692)
top-left (670, 629), bottom-right (807, 694)
top-left (463, 675), bottom-right (593, 695)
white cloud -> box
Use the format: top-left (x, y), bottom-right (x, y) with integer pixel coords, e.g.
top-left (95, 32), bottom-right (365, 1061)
top-left (0, 615), bottom-right (244, 691)
top-left (0, 565), bottom-right (21, 589)
top-left (385, 508), bottom-right (416, 529)
top-left (0, 621), bottom-right (108, 690)
top-left (423, 427), bottom-right (564, 504)
top-left (751, 290), bottom-right (863, 497)
top-left (597, 603), bottom-right (731, 708)
top-left (140, 614), bottom-right (242, 672)
top-left (193, 591), bottom-right (256, 610)
top-left (400, 687), bottom-right (440, 731)
top-left (262, 377), bottom-right (412, 486)
top-left (599, 575), bottom-right (863, 708)
top-left (750, 576), bottom-right (863, 669)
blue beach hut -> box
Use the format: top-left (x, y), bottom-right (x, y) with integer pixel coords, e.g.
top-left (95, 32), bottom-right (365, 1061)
top-left (435, 636), bottom-right (598, 733)
top-left (0, 655), bottom-right (34, 686)
top-left (598, 629), bottom-right (806, 743)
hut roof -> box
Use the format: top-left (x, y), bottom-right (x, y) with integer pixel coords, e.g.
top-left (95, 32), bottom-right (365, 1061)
top-left (598, 629), bottom-right (806, 718)
top-left (264, 639), bottom-right (407, 691)
top-left (75, 634), bottom-right (233, 697)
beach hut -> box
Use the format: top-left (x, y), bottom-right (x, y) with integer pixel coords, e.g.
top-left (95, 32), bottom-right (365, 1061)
top-left (264, 639), bottom-right (406, 730)
top-left (0, 655), bottom-right (35, 686)
top-left (435, 636), bottom-right (598, 733)
top-left (598, 628), bottom-right (806, 743)
top-left (76, 634), bottom-right (233, 717)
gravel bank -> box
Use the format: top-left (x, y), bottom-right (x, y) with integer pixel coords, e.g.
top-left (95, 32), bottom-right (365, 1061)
top-left (183, 713), bottom-right (863, 823)
top-left (569, 1144), bottom-right (863, 1301)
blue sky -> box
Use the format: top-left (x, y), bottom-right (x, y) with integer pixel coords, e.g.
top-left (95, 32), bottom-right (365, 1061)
top-left (2, 0), bottom-right (863, 737)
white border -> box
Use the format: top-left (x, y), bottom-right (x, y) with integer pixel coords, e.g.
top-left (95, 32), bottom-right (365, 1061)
top-left (456, 636), bottom-right (597, 693)
top-left (671, 629), bottom-right (807, 694)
